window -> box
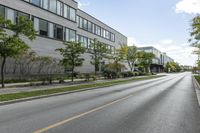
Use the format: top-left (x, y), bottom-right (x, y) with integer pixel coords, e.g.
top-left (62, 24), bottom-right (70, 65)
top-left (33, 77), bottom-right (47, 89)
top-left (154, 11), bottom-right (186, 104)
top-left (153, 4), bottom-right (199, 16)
top-left (101, 29), bottom-right (106, 38)
top-left (79, 17), bottom-right (83, 28)
top-left (69, 29), bottom-right (76, 41)
top-left (111, 33), bottom-right (115, 41)
top-left (15, 11), bottom-right (30, 24)
top-left (49, 0), bottom-right (56, 13)
top-left (105, 31), bottom-right (110, 39)
top-left (69, 7), bottom-right (75, 21)
top-left (64, 4), bottom-right (69, 18)
top-left (42, 0), bottom-right (49, 9)
top-left (31, 0), bottom-right (41, 6)
top-left (88, 21), bottom-right (92, 32)
top-left (0, 5), bottom-right (5, 18)
top-left (83, 19), bottom-right (88, 30)
top-left (78, 35), bottom-right (88, 48)
top-left (57, 1), bottom-right (63, 16)
top-left (92, 24), bottom-right (95, 33)
top-left (54, 24), bottom-right (63, 40)
top-left (95, 25), bottom-right (101, 36)
top-left (39, 19), bottom-right (48, 37)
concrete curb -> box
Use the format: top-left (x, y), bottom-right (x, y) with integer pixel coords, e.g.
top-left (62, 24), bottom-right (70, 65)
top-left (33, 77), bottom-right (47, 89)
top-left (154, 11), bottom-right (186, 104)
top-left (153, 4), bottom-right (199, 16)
top-left (192, 76), bottom-right (200, 107)
top-left (0, 85), bottom-right (112, 106)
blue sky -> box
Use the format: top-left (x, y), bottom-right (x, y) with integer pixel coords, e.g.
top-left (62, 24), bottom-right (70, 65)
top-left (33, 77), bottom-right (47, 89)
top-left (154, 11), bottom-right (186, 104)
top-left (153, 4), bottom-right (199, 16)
top-left (77, 0), bottom-right (200, 66)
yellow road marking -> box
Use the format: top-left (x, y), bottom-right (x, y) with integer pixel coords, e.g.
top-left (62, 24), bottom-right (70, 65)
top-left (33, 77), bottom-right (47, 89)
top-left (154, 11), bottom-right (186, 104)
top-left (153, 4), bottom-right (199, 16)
top-left (33, 95), bottom-right (132, 133)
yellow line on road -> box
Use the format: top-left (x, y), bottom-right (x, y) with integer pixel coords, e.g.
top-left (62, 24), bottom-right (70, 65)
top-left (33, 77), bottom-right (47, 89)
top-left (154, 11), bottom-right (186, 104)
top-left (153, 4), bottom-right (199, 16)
top-left (33, 95), bottom-right (132, 133)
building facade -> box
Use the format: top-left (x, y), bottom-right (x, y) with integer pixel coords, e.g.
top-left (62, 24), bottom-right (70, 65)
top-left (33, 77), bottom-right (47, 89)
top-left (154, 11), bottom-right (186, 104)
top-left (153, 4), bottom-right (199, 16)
top-left (138, 46), bottom-right (174, 73)
top-left (0, 0), bottom-right (127, 74)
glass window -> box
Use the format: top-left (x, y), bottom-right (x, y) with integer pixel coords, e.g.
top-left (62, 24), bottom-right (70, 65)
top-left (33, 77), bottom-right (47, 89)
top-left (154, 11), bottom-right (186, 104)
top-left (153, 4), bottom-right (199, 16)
top-left (111, 33), bottom-right (115, 41)
top-left (83, 19), bottom-right (88, 30)
top-left (79, 17), bottom-right (83, 28)
top-left (63, 4), bottom-right (69, 18)
top-left (31, 0), bottom-right (41, 6)
top-left (54, 24), bottom-right (63, 40)
top-left (57, 1), bottom-right (63, 16)
top-left (0, 5), bottom-right (5, 18)
top-left (88, 21), bottom-right (92, 32)
top-left (95, 25), bottom-right (101, 36)
top-left (49, 0), bottom-right (56, 13)
top-left (69, 7), bottom-right (75, 21)
top-left (39, 19), bottom-right (48, 37)
top-left (69, 29), bottom-right (76, 41)
top-left (105, 31), bottom-right (110, 39)
top-left (65, 28), bottom-right (69, 41)
top-left (42, 0), bottom-right (49, 9)
top-left (15, 11), bottom-right (30, 24)
top-left (92, 24), bottom-right (95, 33)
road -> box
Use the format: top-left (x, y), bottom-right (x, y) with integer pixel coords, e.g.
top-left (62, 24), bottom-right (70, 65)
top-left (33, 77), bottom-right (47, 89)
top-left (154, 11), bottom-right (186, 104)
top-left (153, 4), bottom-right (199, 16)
top-left (0, 72), bottom-right (199, 133)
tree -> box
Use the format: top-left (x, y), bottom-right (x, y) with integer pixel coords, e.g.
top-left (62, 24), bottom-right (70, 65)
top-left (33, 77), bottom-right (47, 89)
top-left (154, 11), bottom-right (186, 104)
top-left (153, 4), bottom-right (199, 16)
top-left (137, 51), bottom-right (155, 73)
top-left (120, 45), bottom-right (137, 72)
top-left (89, 38), bottom-right (108, 75)
top-left (164, 62), bottom-right (181, 73)
top-left (56, 41), bottom-right (85, 82)
top-left (189, 16), bottom-right (200, 66)
top-left (0, 16), bottom-right (36, 88)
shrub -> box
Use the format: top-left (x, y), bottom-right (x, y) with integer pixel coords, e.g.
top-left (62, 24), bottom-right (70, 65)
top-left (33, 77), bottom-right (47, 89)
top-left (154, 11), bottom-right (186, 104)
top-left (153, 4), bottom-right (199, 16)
top-left (103, 70), bottom-right (117, 79)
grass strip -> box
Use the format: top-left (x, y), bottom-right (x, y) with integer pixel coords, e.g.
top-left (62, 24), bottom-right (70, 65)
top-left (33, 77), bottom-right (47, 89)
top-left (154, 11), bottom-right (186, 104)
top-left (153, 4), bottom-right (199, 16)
top-left (0, 75), bottom-right (164, 102)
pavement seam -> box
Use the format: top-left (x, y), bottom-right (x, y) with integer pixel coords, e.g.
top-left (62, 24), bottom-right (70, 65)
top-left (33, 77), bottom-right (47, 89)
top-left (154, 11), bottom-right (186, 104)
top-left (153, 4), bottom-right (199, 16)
top-left (192, 76), bottom-right (200, 107)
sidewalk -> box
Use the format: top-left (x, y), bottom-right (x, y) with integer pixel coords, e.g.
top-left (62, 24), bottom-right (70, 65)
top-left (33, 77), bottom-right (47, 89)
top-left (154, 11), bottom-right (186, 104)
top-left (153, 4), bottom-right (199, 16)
top-left (0, 75), bottom-right (159, 95)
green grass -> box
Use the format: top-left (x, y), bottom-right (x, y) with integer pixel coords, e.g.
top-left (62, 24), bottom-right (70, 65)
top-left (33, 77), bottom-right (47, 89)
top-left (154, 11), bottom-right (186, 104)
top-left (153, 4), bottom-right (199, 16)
top-left (0, 75), bottom-right (165, 102)
top-left (195, 75), bottom-right (200, 84)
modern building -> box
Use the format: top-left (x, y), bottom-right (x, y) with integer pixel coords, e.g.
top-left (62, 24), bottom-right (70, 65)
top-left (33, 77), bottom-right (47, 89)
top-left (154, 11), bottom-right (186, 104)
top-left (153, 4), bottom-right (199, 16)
top-left (138, 46), bottom-right (174, 73)
top-left (0, 0), bottom-right (127, 74)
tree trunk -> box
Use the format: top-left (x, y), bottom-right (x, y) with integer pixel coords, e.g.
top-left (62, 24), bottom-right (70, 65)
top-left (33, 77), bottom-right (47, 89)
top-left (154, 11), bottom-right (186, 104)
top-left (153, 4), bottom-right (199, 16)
top-left (1, 57), bottom-right (6, 88)
top-left (71, 67), bottom-right (74, 82)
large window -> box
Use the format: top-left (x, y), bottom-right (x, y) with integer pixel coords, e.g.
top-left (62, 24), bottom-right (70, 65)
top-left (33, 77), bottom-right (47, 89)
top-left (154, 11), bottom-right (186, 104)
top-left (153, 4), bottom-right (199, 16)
top-left (57, 1), bottom-right (63, 16)
top-left (0, 5), bottom-right (5, 18)
top-left (15, 11), bottom-right (30, 24)
top-left (83, 19), bottom-right (88, 30)
top-left (42, 0), bottom-right (49, 9)
top-left (49, 0), bottom-right (56, 13)
top-left (63, 4), bottom-right (69, 18)
top-left (95, 25), bottom-right (101, 36)
top-left (39, 19), bottom-right (48, 37)
top-left (69, 29), bottom-right (76, 41)
top-left (31, 0), bottom-right (41, 6)
top-left (69, 7), bottom-right (76, 21)
top-left (54, 24), bottom-right (63, 40)
top-left (88, 21), bottom-right (92, 32)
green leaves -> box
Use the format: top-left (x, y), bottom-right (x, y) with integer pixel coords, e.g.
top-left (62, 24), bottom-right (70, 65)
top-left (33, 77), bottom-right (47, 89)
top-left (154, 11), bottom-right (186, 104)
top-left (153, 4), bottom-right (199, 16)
top-left (56, 41), bottom-right (85, 70)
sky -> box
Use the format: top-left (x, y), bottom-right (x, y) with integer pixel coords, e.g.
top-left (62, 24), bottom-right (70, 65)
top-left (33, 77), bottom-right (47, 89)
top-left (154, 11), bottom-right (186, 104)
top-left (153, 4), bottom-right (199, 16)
top-left (76, 0), bottom-right (200, 66)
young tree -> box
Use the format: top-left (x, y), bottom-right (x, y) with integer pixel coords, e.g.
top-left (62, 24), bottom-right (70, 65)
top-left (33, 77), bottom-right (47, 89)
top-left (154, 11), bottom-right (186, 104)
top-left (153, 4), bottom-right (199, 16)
top-left (0, 16), bottom-right (36, 88)
top-left (189, 16), bottom-right (200, 67)
top-left (137, 51), bottom-right (155, 73)
top-left (56, 41), bottom-right (85, 82)
top-left (120, 45), bottom-right (138, 72)
top-left (89, 38), bottom-right (108, 75)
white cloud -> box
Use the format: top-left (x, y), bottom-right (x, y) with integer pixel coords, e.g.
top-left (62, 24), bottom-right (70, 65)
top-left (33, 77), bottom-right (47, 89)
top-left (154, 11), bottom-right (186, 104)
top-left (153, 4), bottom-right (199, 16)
top-left (77, 1), bottom-right (90, 9)
top-left (176, 0), bottom-right (200, 14)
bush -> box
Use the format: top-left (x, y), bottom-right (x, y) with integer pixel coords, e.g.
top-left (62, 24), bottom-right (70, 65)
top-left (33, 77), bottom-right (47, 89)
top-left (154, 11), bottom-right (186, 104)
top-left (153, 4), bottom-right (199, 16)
top-left (120, 71), bottom-right (135, 78)
top-left (103, 70), bottom-right (117, 79)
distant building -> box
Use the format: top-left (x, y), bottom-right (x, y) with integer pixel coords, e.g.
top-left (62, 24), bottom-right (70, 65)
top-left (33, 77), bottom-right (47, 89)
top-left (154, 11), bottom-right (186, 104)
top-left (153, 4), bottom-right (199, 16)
top-left (137, 46), bottom-right (174, 73)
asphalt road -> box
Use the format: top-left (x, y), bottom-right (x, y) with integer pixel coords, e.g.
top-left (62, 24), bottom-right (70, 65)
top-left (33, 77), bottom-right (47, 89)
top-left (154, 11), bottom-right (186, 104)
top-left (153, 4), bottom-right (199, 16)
top-left (0, 72), bottom-right (199, 133)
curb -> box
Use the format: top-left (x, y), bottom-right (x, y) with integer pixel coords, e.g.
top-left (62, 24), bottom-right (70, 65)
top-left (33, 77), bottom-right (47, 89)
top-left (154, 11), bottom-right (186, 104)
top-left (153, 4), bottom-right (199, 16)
top-left (0, 85), bottom-right (112, 106)
top-left (192, 76), bottom-right (200, 107)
